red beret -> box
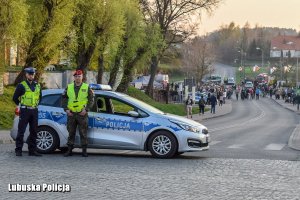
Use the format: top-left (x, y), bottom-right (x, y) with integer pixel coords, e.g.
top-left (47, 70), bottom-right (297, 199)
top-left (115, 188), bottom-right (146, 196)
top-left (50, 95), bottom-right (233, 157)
top-left (73, 69), bottom-right (83, 76)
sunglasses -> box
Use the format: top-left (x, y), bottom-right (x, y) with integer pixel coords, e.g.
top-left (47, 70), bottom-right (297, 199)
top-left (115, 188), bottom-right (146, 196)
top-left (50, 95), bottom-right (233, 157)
top-left (74, 75), bottom-right (82, 77)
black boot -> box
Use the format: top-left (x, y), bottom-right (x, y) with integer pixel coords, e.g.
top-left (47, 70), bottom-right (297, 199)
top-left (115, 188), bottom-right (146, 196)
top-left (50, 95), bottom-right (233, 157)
top-left (64, 146), bottom-right (73, 157)
top-left (82, 147), bottom-right (88, 157)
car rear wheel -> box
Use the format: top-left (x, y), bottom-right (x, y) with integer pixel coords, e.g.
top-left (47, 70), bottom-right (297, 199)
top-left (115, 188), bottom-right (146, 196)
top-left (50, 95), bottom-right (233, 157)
top-left (148, 131), bottom-right (177, 158)
top-left (36, 127), bottom-right (59, 154)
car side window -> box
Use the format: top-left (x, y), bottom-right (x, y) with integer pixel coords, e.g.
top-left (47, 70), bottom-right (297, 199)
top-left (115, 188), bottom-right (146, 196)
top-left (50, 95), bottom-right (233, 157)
top-left (39, 94), bottom-right (62, 107)
top-left (111, 99), bottom-right (135, 116)
top-left (91, 96), bottom-right (108, 113)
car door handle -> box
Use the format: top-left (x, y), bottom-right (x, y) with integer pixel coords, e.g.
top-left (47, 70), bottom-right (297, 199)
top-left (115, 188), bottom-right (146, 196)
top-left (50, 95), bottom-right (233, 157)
top-left (52, 112), bottom-right (64, 117)
top-left (96, 117), bottom-right (105, 121)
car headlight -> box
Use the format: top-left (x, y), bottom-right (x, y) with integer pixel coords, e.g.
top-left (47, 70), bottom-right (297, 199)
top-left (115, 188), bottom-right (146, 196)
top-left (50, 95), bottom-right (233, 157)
top-left (169, 120), bottom-right (200, 133)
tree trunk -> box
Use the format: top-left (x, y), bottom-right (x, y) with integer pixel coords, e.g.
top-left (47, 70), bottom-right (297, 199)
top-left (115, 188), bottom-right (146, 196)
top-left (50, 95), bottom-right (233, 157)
top-left (76, 25), bottom-right (103, 81)
top-left (14, 2), bottom-right (55, 85)
top-left (108, 53), bottom-right (122, 87)
top-left (117, 48), bottom-right (145, 93)
top-left (97, 53), bottom-right (104, 84)
top-left (0, 40), bottom-right (5, 95)
top-left (146, 56), bottom-right (158, 97)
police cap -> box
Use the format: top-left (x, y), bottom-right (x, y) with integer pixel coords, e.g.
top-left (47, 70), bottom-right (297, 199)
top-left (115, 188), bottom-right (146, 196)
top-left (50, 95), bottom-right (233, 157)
top-left (24, 67), bottom-right (36, 74)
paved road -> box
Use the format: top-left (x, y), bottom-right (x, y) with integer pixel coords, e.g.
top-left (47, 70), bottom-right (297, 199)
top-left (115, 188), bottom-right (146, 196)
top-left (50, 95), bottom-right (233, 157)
top-left (1, 93), bottom-right (300, 199)
top-left (198, 97), bottom-right (300, 161)
top-left (213, 63), bottom-right (236, 80)
top-left (0, 143), bottom-right (299, 200)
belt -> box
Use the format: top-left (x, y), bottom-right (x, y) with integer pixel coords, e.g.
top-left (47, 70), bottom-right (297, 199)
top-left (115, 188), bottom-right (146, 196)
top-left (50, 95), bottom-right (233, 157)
top-left (20, 105), bottom-right (37, 109)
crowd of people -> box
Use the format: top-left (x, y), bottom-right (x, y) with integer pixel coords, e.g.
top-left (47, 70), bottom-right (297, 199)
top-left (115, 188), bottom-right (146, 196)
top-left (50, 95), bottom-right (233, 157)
top-left (184, 81), bottom-right (300, 118)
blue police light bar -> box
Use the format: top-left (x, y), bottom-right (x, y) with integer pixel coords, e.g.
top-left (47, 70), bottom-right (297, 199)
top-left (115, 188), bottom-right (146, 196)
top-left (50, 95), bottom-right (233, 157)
top-left (89, 84), bottom-right (112, 91)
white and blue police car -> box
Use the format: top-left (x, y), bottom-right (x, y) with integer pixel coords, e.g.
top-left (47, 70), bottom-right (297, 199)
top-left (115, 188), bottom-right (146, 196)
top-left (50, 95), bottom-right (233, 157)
top-left (11, 84), bottom-right (210, 158)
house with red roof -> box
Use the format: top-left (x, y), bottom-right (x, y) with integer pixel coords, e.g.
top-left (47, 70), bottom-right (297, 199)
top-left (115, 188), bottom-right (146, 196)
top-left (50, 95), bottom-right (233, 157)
top-left (270, 35), bottom-right (300, 58)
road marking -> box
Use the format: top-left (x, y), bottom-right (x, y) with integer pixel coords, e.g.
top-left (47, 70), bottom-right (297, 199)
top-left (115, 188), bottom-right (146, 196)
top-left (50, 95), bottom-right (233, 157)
top-left (264, 143), bottom-right (286, 151)
top-left (227, 144), bottom-right (244, 149)
top-left (209, 141), bottom-right (222, 146)
top-left (209, 100), bottom-right (266, 132)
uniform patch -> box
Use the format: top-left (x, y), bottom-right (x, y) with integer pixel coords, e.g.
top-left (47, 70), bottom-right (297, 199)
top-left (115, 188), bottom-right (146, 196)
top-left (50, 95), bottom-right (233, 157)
top-left (82, 89), bottom-right (87, 92)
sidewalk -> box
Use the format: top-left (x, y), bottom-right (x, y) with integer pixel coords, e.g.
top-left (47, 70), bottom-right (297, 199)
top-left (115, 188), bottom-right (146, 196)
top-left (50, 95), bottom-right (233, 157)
top-left (270, 97), bottom-right (300, 150)
top-left (192, 100), bottom-right (232, 122)
top-left (0, 130), bottom-right (14, 144)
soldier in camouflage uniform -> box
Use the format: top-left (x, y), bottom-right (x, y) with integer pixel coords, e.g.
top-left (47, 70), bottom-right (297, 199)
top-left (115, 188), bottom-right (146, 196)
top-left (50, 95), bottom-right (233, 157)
top-left (62, 69), bottom-right (94, 157)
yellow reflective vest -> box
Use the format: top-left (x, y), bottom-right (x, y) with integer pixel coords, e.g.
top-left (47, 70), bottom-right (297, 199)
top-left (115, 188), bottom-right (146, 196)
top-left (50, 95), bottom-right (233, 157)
top-left (20, 81), bottom-right (40, 107)
top-left (67, 83), bottom-right (89, 112)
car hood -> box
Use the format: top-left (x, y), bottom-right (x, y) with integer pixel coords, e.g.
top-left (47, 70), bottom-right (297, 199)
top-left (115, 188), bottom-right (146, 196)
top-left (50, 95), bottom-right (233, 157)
top-left (155, 113), bottom-right (207, 129)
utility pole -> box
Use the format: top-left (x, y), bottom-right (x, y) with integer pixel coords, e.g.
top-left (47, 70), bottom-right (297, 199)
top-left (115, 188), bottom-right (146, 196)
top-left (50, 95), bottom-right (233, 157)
top-left (297, 56), bottom-right (299, 88)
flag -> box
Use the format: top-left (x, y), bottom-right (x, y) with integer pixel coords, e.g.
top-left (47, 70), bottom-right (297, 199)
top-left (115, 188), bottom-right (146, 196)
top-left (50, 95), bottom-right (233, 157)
top-left (253, 65), bottom-right (260, 72)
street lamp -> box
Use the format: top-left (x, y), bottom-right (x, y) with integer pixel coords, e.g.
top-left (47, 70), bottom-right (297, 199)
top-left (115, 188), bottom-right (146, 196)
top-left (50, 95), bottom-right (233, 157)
top-left (256, 47), bottom-right (264, 68)
top-left (296, 52), bottom-right (299, 88)
top-left (238, 49), bottom-right (245, 82)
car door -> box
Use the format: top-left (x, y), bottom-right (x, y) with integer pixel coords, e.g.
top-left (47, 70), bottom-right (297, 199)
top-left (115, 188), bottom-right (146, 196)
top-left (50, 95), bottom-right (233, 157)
top-left (39, 93), bottom-right (94, 145)
top-left (91, 95), bottom-right (144, 150)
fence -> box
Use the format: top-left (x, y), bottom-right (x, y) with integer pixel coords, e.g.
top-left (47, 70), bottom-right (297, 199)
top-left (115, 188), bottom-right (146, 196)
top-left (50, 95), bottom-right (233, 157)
top-left (3, 70), bottom-right (110, 89)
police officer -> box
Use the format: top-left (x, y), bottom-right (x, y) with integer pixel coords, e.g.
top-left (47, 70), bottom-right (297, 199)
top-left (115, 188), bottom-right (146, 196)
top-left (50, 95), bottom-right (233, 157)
top-left (62, 69), bottom-right (94, 157)
top-left (13, 67), bottom-right (42, 156)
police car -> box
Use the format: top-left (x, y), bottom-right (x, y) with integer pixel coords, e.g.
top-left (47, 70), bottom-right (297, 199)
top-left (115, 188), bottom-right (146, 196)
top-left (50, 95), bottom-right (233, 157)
top-left (11, 84), bottom-right (210, 158)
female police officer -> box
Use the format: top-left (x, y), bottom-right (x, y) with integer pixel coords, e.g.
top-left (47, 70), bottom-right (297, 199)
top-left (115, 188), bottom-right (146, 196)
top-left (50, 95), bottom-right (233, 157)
top-left (13, 67), bottom-right (42, 156)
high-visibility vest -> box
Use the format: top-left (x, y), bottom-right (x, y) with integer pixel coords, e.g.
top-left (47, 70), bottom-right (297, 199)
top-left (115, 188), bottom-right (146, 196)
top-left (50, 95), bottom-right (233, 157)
top-left (20, 81), bottom-right (40, 107)
top-left (67, 83), bottom-right (88, 112)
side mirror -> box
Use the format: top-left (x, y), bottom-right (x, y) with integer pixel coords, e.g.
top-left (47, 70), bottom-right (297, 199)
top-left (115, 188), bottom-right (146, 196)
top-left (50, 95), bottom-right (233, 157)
top-left (128, 111), bottom-right (139, 117)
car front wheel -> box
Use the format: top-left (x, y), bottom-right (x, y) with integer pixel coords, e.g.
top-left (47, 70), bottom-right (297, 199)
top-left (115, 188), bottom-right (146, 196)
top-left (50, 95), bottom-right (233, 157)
top-left (148, 131), bottom-right (177, 158)
top-left (36, 127), bottom-right (59, 153)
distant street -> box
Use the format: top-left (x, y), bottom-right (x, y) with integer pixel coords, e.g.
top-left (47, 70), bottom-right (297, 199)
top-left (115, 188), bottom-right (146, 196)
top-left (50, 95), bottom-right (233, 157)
top-left (213, 63), bottom-right (236, 80)
top-left (197, 97), bottom-right (300, 161)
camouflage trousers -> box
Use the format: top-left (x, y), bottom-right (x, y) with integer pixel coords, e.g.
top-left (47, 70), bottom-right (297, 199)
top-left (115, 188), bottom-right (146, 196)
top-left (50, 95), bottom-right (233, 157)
top-left (66, 113), bottom-right (88, 147)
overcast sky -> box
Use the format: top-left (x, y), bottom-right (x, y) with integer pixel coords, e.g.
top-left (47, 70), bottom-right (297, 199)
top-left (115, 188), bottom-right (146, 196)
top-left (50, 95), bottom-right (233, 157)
top-left (198, 0), bottom-right (300, 35)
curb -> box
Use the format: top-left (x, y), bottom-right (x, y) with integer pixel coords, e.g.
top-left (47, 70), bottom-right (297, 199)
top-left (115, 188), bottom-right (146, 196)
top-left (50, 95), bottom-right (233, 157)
top-left (270, 98), bottom-right (300, 151)
top-left (0, 139), bottom-right (14, 144)
top-left (193, 100), bottom-right (233, 122)
top-left (270, 98), bottom-right (300, 115)
top-left (288, 123), bottom-right (300, 150)
top-left (0, 130), bottom-right (14, 144)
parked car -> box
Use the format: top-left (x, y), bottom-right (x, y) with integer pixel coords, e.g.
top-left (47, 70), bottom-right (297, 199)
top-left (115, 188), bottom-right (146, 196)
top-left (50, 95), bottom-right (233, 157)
top-left (244, 81), bottom-right (254, 89)
top-left (227, 77), bottom-right (235, 85)
top-left (11, 84), bottom-right (210, 158)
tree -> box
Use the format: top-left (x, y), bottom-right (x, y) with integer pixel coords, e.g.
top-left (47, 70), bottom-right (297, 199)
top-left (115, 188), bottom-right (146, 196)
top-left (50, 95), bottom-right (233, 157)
top-left (73, 0), bottom-right (125, 77)
top-left (117, 23), bottom-right (163, 93)
top-left (14, 0), bottom-right (76, 84)
top-left (181, 36), bottom-right (215, 86)
top-left (94, 0), bottom-right (125, 85)
top-left (0, 0), bottom-right (28, 94)
top-left (140, 0), bottom-right (222, 96)
top-left (108, 0), bottom-right (146, 90)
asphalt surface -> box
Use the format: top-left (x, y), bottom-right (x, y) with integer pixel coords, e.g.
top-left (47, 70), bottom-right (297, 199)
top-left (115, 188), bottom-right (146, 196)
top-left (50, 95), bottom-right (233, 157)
top-left (196, 97), bottom-right (300, 161)
top-left (1, 95), bottom-right (300, 199)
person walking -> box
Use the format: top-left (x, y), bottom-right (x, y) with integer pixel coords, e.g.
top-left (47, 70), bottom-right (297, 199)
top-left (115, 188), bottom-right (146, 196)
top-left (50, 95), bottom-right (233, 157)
top-left (185, 95), bottom-right (193, 118)
top-left (235, 88), bottom-right (240, 100)
top-left (210, 94), bottom-right (217, 114)
top-left (13, 67), bottom-right (42, 156)
top-left (219, 90), bottom-right (223, 106)
top-left (62, 69), bottom-right (94, 157)
top-left (198, 95), bottom-right (206, 115)
top-left (255, 87), bottom-right (260, 100)
top-left (223, 90), bottom-right (227, 104)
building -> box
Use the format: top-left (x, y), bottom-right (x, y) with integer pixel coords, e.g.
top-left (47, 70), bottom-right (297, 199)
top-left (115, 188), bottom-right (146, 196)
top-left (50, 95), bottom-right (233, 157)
top-left (270, 35), bottom-right (300, 58)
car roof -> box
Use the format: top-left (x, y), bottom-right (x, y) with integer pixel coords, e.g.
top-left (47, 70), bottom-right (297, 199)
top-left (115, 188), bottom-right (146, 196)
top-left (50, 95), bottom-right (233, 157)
top-left (41, 89), bottom-right (131, 100)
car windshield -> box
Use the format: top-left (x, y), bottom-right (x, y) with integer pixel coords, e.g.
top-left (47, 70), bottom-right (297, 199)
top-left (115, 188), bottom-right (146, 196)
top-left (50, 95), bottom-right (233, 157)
top-left (120, 95), bottom-right (165, 114)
